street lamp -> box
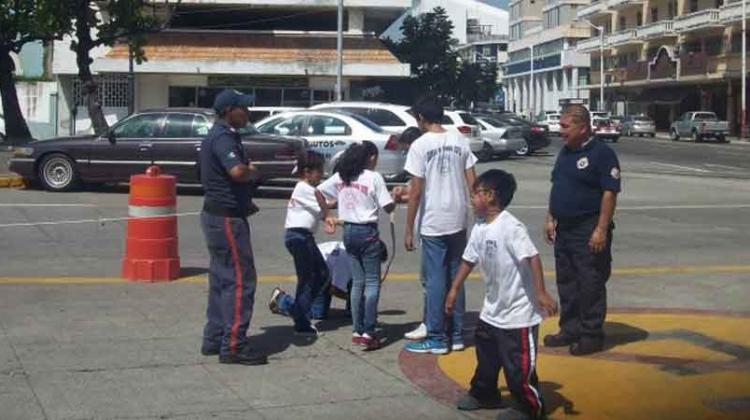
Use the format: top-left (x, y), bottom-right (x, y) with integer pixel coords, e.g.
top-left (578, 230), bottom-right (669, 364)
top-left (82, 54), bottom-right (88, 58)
top-left (741, 0), bottom-right (747, 138)
top-left (335, 0), bottom-right (344, 102)
top-left (579, 19), bottom-right (605, 112)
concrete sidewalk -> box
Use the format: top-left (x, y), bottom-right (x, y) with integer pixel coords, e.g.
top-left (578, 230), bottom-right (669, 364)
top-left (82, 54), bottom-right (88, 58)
top-left (0, 148), bottom-right (25, 187)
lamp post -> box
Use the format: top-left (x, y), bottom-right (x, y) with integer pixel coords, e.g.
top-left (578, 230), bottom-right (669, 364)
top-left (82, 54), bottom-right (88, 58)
top-left (580, 19), bottom-right (605, 111)
top-left (530, 45), bottom-right (535, 119)
top-left (742, 0), bottom-right (747, 138)
top-left (335, 0), bottom-right (344, 102)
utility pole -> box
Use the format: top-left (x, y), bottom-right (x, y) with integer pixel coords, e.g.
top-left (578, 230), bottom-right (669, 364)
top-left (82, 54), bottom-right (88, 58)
top-left (128, 42), bottom-right (135, 115)
top-left (742, 0), bottom-right (747, 138)
top-left (599, 28), bottom-right (604, 112)
top-left (336, 0), bottom-right (344, 102)
top-left (530, 45), bottom-right (534, 119)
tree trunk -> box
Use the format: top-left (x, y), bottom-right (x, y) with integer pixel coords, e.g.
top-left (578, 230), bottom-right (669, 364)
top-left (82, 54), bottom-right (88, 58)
top-left (73, 2), bottom-right (109, 135)
top-left (0, 49), bottom-right (33, 145)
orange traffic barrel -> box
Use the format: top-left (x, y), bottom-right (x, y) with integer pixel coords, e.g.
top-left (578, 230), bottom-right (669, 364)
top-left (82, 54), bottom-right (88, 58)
top-left (121, 166), bottom-right (180, 281)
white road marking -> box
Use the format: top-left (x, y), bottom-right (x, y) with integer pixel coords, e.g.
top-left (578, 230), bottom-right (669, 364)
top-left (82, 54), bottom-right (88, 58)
top-left (703, 163), bottom-right (746, 171)
top-left (649, 162), bottom-right (711, 173)
top-left (0, 203), bottom-right (97, 208)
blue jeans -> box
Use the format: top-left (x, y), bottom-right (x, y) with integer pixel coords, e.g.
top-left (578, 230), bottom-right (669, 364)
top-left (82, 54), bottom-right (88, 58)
top-left (284, 228), bottom-right (329, 330)
top-left (276, 282), bottom-right (333, 319)
top-left (200, 212), bottom-right (257, 357)
top-left (343, 223), bottom-right (381, 335)
top-left (422, 231), bottom-right (467, 343)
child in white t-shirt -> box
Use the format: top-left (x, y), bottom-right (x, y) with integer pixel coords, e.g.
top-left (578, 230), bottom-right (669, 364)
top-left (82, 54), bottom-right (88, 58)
top-left (445, 169), bottom-right (558, 419)
top-left (318, 141), bottom-right (395, 351)
top-left (269, 151), bottom-right (335, 336)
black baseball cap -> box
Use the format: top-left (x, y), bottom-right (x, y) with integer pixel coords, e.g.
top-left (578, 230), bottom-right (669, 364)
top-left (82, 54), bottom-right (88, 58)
top-left (212, 89), bottom-right (254, 113)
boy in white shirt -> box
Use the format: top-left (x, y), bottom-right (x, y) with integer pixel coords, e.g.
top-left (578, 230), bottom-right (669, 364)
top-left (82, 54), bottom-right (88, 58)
top-left (403, 96), bottom-right (477, 354)
top-left (445, 169), bottom-right (558, 419)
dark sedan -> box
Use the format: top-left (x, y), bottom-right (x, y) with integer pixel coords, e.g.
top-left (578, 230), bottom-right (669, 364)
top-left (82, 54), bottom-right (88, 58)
top-left (9, 108), bottom-right (304, 191)
top-left (477, 113), bottom-right (551, 155)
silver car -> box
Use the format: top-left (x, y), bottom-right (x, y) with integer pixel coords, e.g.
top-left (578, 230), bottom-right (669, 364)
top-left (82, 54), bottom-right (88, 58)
top-left (474, 116), bottom-right (527, 160)
top-left (255, 110), bottom-right (406, 181)
top-left (622, 115), bottom-right (656, 137)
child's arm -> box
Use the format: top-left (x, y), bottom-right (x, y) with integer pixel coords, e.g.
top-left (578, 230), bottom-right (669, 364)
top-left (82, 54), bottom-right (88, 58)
top-left (315, 190), bottom-right (337, 234)
top-left (445, 260), bottom-right (476, 315)
top-left (527, 254), bottom-right (559, 317)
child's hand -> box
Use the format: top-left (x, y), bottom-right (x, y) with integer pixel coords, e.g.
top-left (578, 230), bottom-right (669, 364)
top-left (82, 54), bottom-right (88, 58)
top-left (445, 288), bottom-right (458, 315)
top-left (537, 291), bottom-right (559, 317)
top-left (324, 217), bottom-right (338, 234)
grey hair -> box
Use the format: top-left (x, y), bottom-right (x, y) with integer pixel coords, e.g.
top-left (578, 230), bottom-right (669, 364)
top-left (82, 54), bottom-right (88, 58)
top-left (563, 104), bottom-right (591, 131)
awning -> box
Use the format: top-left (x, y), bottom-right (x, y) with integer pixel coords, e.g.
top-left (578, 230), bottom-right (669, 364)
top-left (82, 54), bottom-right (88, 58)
top-left (93, 31), bottom-right (410, 78)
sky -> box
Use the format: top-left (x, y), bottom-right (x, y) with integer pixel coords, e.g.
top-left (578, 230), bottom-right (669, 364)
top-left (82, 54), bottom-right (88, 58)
top-left (480, 0), bottom-right (509, 9)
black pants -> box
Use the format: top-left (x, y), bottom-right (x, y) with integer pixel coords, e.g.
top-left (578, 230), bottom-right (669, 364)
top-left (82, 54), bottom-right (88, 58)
top-left (470, 320), bottom-right (545, 418)
top-left (554, 217), bottom-right (613, 341)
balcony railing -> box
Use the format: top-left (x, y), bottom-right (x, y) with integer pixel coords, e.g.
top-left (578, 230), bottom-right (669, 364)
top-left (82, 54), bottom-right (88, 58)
top-left (577, 36), bottom-right (603, 52)
top-left (636, 20), bottom-right (676, 39)
top-left (720, 1), bottom-right (745, 23)
top-left (607, 0), bottom-right (643, 10)
top-left (577, 1), bottom-right (608, 19)
top-left (608, 29), bottom-right (638, 46)
top-left (674, 9), bottom-right (721, 32)
top-left (680, 53), bottom-right (720, 76)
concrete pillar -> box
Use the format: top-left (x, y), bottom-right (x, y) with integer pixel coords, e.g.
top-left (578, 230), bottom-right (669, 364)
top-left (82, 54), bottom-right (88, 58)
top-left (552, 70), bottom-right (559, 110)
top-left (572, 67), bottom-right (579, 98)
top-left (563, 68), bottom-right (569, 96)
top-left (727, 79), bottom-right (736, 134)
top-left (348, 8), bottom-right (365, 33)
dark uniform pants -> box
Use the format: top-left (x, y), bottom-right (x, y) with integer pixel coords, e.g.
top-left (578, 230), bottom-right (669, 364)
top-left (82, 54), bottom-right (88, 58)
top-left (201, 212), bottom-right (257, 356)
top-left (554, 217), bottom-right (613, 341)
top-left (470, 320), bottom-right (545, 418)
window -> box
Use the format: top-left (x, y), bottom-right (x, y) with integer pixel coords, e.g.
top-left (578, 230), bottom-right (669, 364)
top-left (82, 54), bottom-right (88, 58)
top-left (652, 7), bottom-right (659, 22)
top-left (347, 108), bottom-right (406, 127)
top-left (112, 113), bottom-right (163, 138)
top-left (306, 116), bottom-right (351, 136)
top-left (715, 0), bottom-right (722, 8)
top-left (163, 114), bottom-right (196, 138)
top-left (705, 37), bottom-right (722, 55)
top-left (637, 12), bottom-right (643, 26)
top-left (689, 0), bottom-right (698, 13)
top-left (619, 16), bottom-right (626, 30)
top-left (458, 113), bottom-right (479, 125)
top-left (257, 115), bottom-right (305, 136)
top-left (192, 116), bottom-right (211, 137)
top-left (169, 87), bottom-right (197, 107)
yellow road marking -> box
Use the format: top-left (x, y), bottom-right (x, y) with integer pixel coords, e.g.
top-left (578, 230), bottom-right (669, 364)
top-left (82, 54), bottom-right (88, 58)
top-left (0, 263), bottom-right (749, 285)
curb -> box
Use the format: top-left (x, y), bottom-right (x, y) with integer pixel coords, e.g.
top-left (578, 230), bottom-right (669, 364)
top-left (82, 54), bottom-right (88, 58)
top-left (0, 174), bottom-right (26, 189)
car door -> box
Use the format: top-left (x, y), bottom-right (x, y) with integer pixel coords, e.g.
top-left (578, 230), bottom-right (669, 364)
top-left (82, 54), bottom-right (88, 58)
top-left (677, 113), bottom-right (689, 136)
top-left (151, 113), bottom-right (205, 182)
top-left (302, 115), bottom-right (352, 174)
top-left (249, 114), bottom-right (307, 176)
top-left (88, 113), bottom-right (164, 181)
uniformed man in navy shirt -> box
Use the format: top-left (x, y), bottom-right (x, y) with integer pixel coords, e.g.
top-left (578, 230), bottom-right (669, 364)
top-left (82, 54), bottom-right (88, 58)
top-left (543, 104), bottom-right (621, 356)
top-left (199, 89), bottom-right (267, 365)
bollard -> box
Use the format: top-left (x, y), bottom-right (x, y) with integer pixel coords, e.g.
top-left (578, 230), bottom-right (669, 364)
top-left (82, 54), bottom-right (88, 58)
top-left (121, 166), bottom-right (180, 281)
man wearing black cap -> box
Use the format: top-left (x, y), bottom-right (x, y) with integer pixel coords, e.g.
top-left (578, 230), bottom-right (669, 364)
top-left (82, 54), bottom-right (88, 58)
top-left (199, 89), bottom-right (268, 365)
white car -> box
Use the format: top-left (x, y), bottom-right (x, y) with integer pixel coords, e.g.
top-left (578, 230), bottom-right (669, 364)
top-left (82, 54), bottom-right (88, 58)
top-left (255, 110), bottom-right (406, 181)
top-left (474, 116), bottom-right (527, 160)
top-left (543, 113), bottom-right (561, 134)
top-left (247, 107), bottom-right (304, 123)
top-left (310, 102), bottom-right (484, 154)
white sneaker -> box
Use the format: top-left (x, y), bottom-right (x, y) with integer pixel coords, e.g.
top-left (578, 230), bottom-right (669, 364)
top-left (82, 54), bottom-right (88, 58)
top-left (451, 342), bottom-right (465, 351)
top-left (404, 323), bottom-right (427, 340)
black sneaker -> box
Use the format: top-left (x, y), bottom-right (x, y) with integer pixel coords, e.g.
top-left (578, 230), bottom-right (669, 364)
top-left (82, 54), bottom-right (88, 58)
top-left (495, 407), bottom-right (532, 419)
top-left (219, 348), bottom-right (269, 366)
top-left (543, 332), bottom-right (577, 348)
top-left (200, 344), bottom-right (220, 356)
top-left (569, 338), bottom-right (604, 356)
top-left (456, 392), bottom-right (504, 411)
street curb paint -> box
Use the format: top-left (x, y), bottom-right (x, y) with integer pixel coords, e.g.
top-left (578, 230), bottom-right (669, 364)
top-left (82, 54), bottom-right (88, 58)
top-left (0, 174), bottom-right (26, 188)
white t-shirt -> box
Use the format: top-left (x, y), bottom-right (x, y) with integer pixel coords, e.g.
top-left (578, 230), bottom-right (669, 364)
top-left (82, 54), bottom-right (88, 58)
top-left (462, 211), bottom-right (543, 329)
top-left (404, 131), bottom-right (477, 236)
top-left (317, 241), bottom-right (352, 293)
top-left (318, 170), bottom-right (393, 224)
top-left (285, 181), bottom-right (322, 231)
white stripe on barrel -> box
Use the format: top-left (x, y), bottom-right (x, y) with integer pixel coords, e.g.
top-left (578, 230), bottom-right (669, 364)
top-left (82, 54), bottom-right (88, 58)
top-left (128, 205), bottom-right (176, 218)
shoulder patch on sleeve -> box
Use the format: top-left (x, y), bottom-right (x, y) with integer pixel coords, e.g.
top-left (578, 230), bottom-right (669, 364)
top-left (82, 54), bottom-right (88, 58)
top-left (611, 167), bottom-right (620, 179)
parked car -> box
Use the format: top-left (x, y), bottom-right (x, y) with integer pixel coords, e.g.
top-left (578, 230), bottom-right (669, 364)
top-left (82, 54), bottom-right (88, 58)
top-left (492, 113), bottom-right (551, 155)
top-left (247, 107), bottom-right (304, 123)
top-left (255, 110), bottom-right (406, 182)
top-left (591, 111), bottom-right (610, 119)
top-left (8, 108), bottom-right (305, 191)
top-left (669, 111), bottom-right (729, 142)
top-left (542, 113), bottom-right (561, 135)
top-left (473, 115), bottom-right (527, 160)
top-left (610, 115), bottom-right (625, 132)
top-left (591, 117), bottom-right (620, 142)
top-left (622, 115), bottom-right (656, 137)
top-left (310, 102), bottom-right (484, 155)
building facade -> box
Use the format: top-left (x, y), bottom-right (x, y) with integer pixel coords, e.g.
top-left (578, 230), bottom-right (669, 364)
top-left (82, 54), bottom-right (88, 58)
top-left (505, 0), bottom-right (592, 118)
top-left (52, 0), bottom-right (410, 134)
top-left (576, 0), bottom-right (749, 132)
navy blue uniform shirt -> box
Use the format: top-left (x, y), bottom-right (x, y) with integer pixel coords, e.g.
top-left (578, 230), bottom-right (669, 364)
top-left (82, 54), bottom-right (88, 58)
top-left (549, 138), bottom-right (621, 220)
top-left (200, 119), bottom-right (251, 215)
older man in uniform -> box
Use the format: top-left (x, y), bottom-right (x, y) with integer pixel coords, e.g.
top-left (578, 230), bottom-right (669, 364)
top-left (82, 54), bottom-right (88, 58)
top-left (543, 104), bottom-right (621, 356)
top-left (199, 89), bottom-right (267, 365)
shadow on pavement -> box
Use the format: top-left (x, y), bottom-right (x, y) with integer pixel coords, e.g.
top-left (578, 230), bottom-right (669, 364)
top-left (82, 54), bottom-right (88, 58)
top-left (180, 266), bottom-right (208, 278)
top-left (539, 381), bottom-right (580, 416)
top-left (603, 321), bottom-right (649, 350)
top-left (251, 324), bottom-right (319, 357)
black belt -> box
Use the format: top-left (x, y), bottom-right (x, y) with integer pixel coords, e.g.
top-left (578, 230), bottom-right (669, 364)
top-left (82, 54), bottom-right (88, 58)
top-left (202, 202), bottom-right (249, 218)
top-left (556, 213), bottom-right (598, 227)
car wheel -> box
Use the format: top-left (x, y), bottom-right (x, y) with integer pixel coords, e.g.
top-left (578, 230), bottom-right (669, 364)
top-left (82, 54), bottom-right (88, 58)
top-left (476, 142), bottom-right (494, 162)
top-left (612, 137), bottom-right (619, 143)
top-left (692, 130), bottom-right (701, 142)
top-left (670, 129), bottom-right (680, 141)
top-left (38, 153), bottom-right (80, 192)
top-left (649, 133), bottom-right (655, 138)
top-left (718, 135), bottom-right (729, 143)
top-left (515, 141), bottom-right (530, 156)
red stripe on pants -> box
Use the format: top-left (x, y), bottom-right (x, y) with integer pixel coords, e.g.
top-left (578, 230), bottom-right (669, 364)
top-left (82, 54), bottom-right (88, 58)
top-left (520, 327), bottom-right (540, 415)
top-left (224, 217), bottom-right (244, 354)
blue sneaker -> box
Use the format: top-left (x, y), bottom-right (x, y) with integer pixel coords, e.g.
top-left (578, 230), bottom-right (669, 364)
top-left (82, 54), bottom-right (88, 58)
top-left (404, 338), bottom-right (449, 355)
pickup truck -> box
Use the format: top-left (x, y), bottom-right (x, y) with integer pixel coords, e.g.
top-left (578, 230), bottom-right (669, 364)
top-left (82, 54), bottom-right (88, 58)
top-left (669, 112), bottom-right (729, 143)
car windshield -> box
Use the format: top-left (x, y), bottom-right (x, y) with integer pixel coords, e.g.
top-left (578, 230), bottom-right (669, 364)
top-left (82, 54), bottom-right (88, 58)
top-left (547, 115), bottom-right (560, 121)
top-left (593, 118), bottom-right (611, 125)
top-left (694, 113), bottom-right (717, 121)
top-left (458, 112), bottom-right (479, 125)
top-left (342, 113), bottom-right (385, 133)
top-left (238, 122), bottom-right (259, 135)
top-left (480, 117), bottom-right (507, 128)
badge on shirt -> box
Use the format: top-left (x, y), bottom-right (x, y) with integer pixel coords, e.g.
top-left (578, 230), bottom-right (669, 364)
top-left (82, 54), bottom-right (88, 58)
top-left (611, 167), bottom-right (620, 179)
top-left (227, 151), bottom-right (237, 159)
top-left (577, 157), bottom-right (589, 170)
